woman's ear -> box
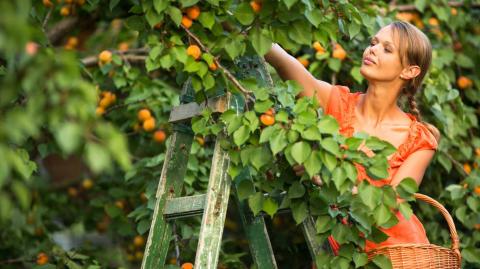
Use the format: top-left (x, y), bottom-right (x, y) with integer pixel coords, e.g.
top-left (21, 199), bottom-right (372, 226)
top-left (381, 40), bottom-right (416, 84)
top-left (400, 65), bottom-right (421, 80)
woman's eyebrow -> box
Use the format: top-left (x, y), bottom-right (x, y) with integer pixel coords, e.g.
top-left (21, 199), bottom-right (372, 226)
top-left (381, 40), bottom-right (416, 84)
top-left (371, 36), bottom-right (395, 48)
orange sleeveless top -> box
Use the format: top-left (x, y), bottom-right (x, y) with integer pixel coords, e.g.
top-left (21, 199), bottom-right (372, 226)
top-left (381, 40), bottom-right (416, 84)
top-left (325, 85), bottom-right (438, 254)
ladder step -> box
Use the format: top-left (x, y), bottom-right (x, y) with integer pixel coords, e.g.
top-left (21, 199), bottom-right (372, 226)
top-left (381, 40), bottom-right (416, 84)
top-left (169, 96), bottom-right (228, 123)
top-left (164, 194), bottom-right (206, 220)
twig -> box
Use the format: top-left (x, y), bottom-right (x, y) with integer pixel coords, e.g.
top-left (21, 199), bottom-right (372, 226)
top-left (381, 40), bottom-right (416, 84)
top-left (444, 152), bottom-right (468, 177)
top-left (42, 8), bottom-right (53, 34)
top-left (0, 257), bottom-right (28, 265)
top-left (81, 54), bottom-right (147, 67)
top-left (47, 17), bottom-right (79, 44)
top-left (180, 24), bottom-right (255, 103)
top-left (104, 99), bottom-right (147, 114)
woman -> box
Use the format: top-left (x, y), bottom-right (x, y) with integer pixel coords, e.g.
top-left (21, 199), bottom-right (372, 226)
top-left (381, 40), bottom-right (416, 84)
top-left (264, 21), bottom-right (440, 254)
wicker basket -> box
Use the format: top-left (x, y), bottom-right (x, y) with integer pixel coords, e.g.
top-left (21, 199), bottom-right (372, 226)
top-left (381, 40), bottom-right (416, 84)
top-left (366, 193), bottom-right (461, 269)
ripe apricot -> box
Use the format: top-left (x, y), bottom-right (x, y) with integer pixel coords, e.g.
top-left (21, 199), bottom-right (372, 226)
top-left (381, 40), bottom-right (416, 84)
top-left (451, 8), bottom-right (458, 16)
top-left (260, 114), bottom-right (275, 126)
top-left (96, 106), bottom-right (105, 116)
top-left (297, 57), bottom-right (309, 68)
top-left (250, 1), bottom-right (261, 13)
top-left (153, 130), bottom-right (167, 143)
top-left (181, 16), bottom-right (193, 28)
top-left (98, 50), bottom-right (113, 64)
top-left (332, 44), bottom-right (347, 60)
top-left (457, 76), bottom-right (473, 89)
top-left (475, 148), bottom-right (480, 157)
top-left (475, 186), bottom-right (480, 195)
top-left (43, 0), bottom-right (54, 8)
top-left (137, 109), bottom-right (152, 122)
top-left (475, 223), bottom-right (480, 230)
top-left (82, 178), bottom-right (93, 190)
top-left (68, 187), bottom-right (78, 197)
top-left (312, 41), bottom-right (325, 53)
top-left (187, 45), bottom-right (201, 60)
top-left (77, 0), bottom-right (85, 5)
top-left (115, 200), bottom-right (125, 210)
top-left (25, 42), bottom-right (39, 56)
top-left (133, 235), bottom-right (145, 247)
top-left (60, 6), bottom-right (70, 16)
top-left (181, 263), bottom-right (194, 269)
top-left (135, 250), bottom-right (144, 261)
top-left (195, 136), bottom-right (205, 146)
top-left (186, 6), bottom-right (200, 20)
top-left (143, 117), bottom-right (156, 132)
top-left (395, 12), bottom-right (415, 22)
top-left (208, 62), bottom-right (218, 71)
top-left (464, 163), bottom-right (472, 175)
top-left (118, 42), bottom-right (129, 52)
top-left (36, 252), bottom-right (49, 265)
top-left (428, 17), bottom-right (439, 26)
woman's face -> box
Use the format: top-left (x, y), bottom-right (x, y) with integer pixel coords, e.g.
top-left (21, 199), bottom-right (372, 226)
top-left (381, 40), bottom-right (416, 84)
top-left (360, 25), bottom-right (405, 83)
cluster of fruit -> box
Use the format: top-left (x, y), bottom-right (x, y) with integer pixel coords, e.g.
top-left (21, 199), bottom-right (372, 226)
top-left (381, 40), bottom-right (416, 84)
top-left (186, 44), bottom-right (218, 70)
top-left (181, 5), bottom-right (201, 29)
top-left (126, 235), bottom-right (146, 262)
top-left (95, 90), bottom-right (116, 116)
top-left (43, 0), bottom-right (85, 16)
top-left (64, 36), bottom-right (79, 50)
top-left (296, 42), bottom-right (347, 68)
top-left (135, 109), bottom-right (167, 143)
top-left (98, 50), bottom-right (113, 66)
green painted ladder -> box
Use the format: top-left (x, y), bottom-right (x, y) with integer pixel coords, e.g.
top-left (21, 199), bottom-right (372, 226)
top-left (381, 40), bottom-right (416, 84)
top-left (141, 55), bottom-right (329, 269)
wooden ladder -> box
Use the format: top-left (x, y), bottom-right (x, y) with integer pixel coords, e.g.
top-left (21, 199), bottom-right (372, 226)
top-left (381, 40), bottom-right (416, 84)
top-left (141, 55), bottom-right (330, 269)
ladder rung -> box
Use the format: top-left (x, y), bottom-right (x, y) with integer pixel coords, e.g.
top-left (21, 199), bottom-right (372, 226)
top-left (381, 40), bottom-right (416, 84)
top-left (169, 96), bottom-right (228, 123)
top-left (164, 194), bottom-right (206, 220)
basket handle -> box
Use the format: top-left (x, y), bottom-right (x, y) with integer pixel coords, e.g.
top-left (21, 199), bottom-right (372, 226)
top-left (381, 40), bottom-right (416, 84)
top-left (414, 193), bottom-right (461, 261)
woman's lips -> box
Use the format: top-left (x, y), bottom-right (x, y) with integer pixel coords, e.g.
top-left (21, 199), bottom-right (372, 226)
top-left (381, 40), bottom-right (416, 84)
top-left (363, 58), bottom-right (375, 65)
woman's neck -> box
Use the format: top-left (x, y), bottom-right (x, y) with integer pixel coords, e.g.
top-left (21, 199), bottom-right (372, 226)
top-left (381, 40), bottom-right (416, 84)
top-left (359, 82), bottom-right (403, 127)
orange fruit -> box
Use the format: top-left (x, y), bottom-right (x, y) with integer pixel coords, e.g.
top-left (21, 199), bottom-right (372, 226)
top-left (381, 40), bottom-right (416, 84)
top-left (98, 50), bottom-right (113, 64)
top-left (169, 258), bottom-right (177, 264)
top-left (115, 200), bottom-right (125, 210)
top-left (67, 36), bottom-right (78, 47)
top-left (297, 57), bottom-right (309, 68)
top-left (143, 117), bottom-right (156, 132)
top-left (187, 44), bottom-right (201, 60)
top-left (428, 17), bottom-right (439, 26)
top-left (475, 186), bottom-right (480, 195)
top-left (414, 19), bottom-right (425, 29)
top-left (96, 106), bottom-right (105, 116)
top-left (68, 187), bottom-right (78, 197)
top-left (250, 1), bottom-right (261, 13)
top-left (118, 42), bottom-right (129, 52)
top-left (451, 8), bottom-right (458, 16)
top-left (260, 114), bottom-right (275, 126)
top-left (312, 41), bottom-right (325, 53)
top-left (195, 136), bottom-right (205, 146)
top-left (135, 250), bottom-right (144, 261)
top-left (181, 16), bottom-right (193, 28)
top-left (475, 148), bottom-right (480, 157)
top-left (181, 263), bottom-right (194, 269)
top-left (77, 0), bottom-right (85, 5)
top-left (36, 252), bottom-right (49, 265)
top-left (464, 163), bottom-right (472, 175)
top-left (154, 22), bottom-right (163, 29)
top-left (453, 41), bottom-right (463, 52)
top-left (153, 130), bottom-right (167, 143)
top-left (60, 6), bottom-right (70, 16)
top-left (82, 178), bottom-right (93, 190)
top-left (463, 183), bottom-right (468, 189)
top-left (395, 12), bottom-right (416, 22)
top-left (133, 235), bottom-right (145, 247)
top-left (332, 44), bottom-right (347, 60)
top-left (208, 62), bottom-right (218, 71)
top-left (457, 76), bottom-right (473, 89)
top-left (43, 0), bottom-right (54, 8)
top-left (25, 42), bottom-right (38, 56)
top-left (99, 97), bottom-right (112, 108)
top-left (137, 109), bottom-right (152, 122)
top-left (186, 6), bottom-right (200, 20)
top-left (475, 223), bottom-right (480, 230)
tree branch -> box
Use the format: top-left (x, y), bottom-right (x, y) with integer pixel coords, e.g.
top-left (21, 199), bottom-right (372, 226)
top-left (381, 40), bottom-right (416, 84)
top-left (390, 1), bottom-right (480, 11)
top-left (47, 17), bottom-right (80, 44)
top-left (81, 54), bottom-right (147, 67)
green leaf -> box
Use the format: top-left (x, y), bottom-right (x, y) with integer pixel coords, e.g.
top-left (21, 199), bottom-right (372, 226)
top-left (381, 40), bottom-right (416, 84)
top-left (283, 0), bottom-right (299, 9)
top-left (288, 20), bottom-right (312, 45)
top-left (86, 143), bottom-right (112, 174)
top-left (145, 9), bottom-right (163, 28)
top-left (0, 193), bottom-right (12, 222)
top-left (250, 146), bottom-right (271, 170)
top-left (124, 15), bottom-right (146, 31)
top-left (233, 125), bottom-right (250, 146)
top-left (321, 151), bottom-right (337, 172)
top-left (456, 53), bottom-right (474, 68)
top-left (263, 197), bottom-right (278, 218)
top-left (269, 128), bottom-right (288, 155)
top-left (332, 167), bottom-right (347, 190)
top-left (332, 223), bottom-right (350, 244)
top-left (291, 141), bottom-right (312, 164)
top-left (249, 26), bottom-right (273, 56)
top-left (374, 204), bottom-right (393, 227)
top-left (237, 180), bottom-right (255, 200)
top-left (11, 180), bottom-right (30, 210)
top-left (305, 9), bottom-right (321, 27)
top-left (199, 11), bottom-right (215, 29)
top-left (291, 201), bottom-right (308, 224)
top-left (288, 181), bottom-right (306, 199)
top-left (153, 0), bottom-right (169, 13)
top-left (137, 219), bottom-right (151, 235)
top-left (353, 252), bottom-right (368, 268)
top-left (317, 115), bottom-right (339, 134)
top-left (366, 156), bottom-right (389, 179)
top-left (254, 100), bottom-right (274, 114)
top-left (350, 66), bottom-right (363, 83)
top-left (358, 182), bottom-right (381, 210)
top-left (275, 110), bottom-right (289, 123)
top-left (302, 126), bottom-right (322, 141)
top-left (320, 137), bottom-right (340, 156)
top-left (396, 177), bottom-right (418, 199)
top-left (372, 255), bottom-right (393, 269)
top-left (56, 123), bottom-right (82, 154)
top-left (260, 125), bottom-right (277, 143)
top-left (315, 215), bottom-right (332, 233)
top-left (244, 111), bottom-right (259, 132)
top-left (343, 161), bottom-right (357, 182)
top-left (234, 2), bottom-right (255, 26)
top-left (328, 58), bottom-right (341, 72)
top-left (304, 150), bottom-right (322, 178)
top-left (287, 130), bottom-right (299, 143)
top-left (167, 6), bottom-right (182, 27)
top-left (398, 202), bottom-right (413, 220)
top-left (248, 192), bottom-right (264, 216)
top-left (110, 0), bottom-right (120, 10)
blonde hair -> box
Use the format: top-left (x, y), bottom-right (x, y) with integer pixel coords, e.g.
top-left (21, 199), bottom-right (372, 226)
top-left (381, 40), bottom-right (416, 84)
top-left (390, 21), bottom-right (440, 142)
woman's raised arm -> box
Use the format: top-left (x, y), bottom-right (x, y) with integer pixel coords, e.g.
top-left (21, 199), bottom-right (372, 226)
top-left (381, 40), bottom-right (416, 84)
top-left (264, 43), bottom-right (333, 110)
